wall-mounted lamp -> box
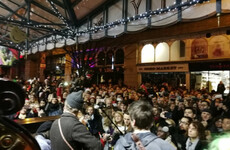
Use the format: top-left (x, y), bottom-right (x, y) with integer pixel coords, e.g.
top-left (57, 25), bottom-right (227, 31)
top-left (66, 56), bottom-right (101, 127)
top-left (226, 30), bottom-right (230, 35)
top-left (206, 33), bottom-right (211, 38)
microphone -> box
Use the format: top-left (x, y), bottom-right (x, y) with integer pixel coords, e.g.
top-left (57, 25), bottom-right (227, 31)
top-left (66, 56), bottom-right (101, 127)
top-left (94, 102), bottom-right (106, 109)
top-left (162, 126), bottom-right (169, 132)
top-left (94, 104), bottom-right (99, 109)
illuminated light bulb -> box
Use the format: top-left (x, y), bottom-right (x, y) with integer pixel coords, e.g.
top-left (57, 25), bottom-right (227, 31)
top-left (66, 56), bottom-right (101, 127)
top-left (64, 82), bottom-right (68, 86)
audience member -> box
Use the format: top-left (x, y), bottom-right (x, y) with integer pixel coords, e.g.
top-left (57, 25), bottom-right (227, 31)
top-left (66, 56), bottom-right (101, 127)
top-left (114, 100), bottom-right (176, 150)
top-left (186, 121), bottom-right (207, 150)
top-left (10, 77), bottom-right (230, 150)
top-left (50, 91), bottom-right (109, 150)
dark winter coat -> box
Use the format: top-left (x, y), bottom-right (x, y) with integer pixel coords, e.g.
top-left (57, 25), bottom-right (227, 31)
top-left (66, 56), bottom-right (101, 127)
top-left (50, 113), bottom-right (103, 150)
top-left (87, 112), bottom-right (104, 137)
top-left (217, 83), bottom-right (225, 94)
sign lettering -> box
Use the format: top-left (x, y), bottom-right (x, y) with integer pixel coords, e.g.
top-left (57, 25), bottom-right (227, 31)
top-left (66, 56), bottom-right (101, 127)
top-left (137, 64), bottom-right (188, 72)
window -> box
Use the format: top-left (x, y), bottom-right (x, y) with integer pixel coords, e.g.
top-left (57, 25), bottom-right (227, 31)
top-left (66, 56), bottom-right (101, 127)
top-left (106, 50), bottom-right (113, 65)
top-left (141, 44), bottom-right (154, 63)
top-left (46, 55), bottom-right (65, 76)
top-left (156, 42), bottom-right (169, 62)
top-left (115, 49), bottom-right (124, 64)
top-left (97, 51), bottom-right (105, 65)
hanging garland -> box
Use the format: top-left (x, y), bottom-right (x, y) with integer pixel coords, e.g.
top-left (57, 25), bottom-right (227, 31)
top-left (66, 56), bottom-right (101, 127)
top-left (27, 0), bottom-right (211, 51)
top-left (76, 0), bottom-right (210, 36)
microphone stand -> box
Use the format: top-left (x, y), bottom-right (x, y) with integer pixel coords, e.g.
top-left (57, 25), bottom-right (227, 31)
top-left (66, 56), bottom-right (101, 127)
top-left (100, 108), bottom-right (124, 135)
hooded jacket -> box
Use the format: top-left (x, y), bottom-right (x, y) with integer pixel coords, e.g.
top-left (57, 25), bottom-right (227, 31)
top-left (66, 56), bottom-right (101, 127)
top-left (114, 132), bottom-right (176, 150)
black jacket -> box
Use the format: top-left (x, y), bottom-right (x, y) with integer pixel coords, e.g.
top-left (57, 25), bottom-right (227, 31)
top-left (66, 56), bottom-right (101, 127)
top-left (87, 112), bottom-right (104, 137)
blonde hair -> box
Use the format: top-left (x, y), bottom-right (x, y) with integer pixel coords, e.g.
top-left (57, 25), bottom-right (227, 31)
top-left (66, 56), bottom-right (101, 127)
top-left (113, 111), bottom-right (124, 125)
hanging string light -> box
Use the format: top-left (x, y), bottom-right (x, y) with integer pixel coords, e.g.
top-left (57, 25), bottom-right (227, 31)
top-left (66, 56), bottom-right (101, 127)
top-left (76, 0), bottom-right (210, 36)
top-left (28, 0), bottom-right (211, 51)
top-left (46, 0), bottom-right (70, 29)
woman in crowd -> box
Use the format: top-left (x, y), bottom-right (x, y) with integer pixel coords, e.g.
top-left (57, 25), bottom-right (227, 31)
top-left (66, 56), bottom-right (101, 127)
top-left (186, 121), bottom-right (207, 150)
top-left (112, 111), bottom-right (125, 134)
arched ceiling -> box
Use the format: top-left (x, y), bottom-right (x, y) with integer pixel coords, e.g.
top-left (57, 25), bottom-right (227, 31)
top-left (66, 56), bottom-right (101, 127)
top-left (0, 0), bottom-right (106, 52)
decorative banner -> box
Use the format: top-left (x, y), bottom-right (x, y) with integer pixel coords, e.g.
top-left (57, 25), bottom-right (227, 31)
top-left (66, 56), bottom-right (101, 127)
top-left (40, 53), bottom-right (46, 64)
top-left (191, 38), bottom-right (208, 59)
top-left (209, 35), bottom-right (230, 58)
top-left (40, 53), bottom-right (46, 68)
top-left (40, 64), bottom-right (46, 69)
top-left (10, 26), bottom-right (27, 43)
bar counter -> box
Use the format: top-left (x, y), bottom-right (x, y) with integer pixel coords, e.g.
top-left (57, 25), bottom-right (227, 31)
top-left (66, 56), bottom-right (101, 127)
top-left (14, 116), bottom-right (60, 133)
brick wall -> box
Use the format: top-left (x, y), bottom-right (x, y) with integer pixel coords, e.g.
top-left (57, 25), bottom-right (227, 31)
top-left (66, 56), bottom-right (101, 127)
top-left (124, 44), bottom-right (138, 88)
top-left (25, 60), bottom-right (38, 80)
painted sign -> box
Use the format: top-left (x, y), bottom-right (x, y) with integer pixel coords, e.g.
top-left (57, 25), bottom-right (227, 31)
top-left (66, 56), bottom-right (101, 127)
top-left (137, 64), bottom-right (188, 72)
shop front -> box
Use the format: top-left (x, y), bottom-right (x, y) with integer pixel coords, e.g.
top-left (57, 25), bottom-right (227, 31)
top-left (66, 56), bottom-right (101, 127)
top-left (189, 61), bottom-right (230, 94)
top-left (137, 63), bottom-right (189, 89)
top-left (44, 54), bottom-right (66, 79)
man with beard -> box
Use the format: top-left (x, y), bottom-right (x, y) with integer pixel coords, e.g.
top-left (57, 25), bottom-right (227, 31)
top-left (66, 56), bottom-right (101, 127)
top-left (173, 116), bottom-right (192, 150)
top-left (50, 91), bottom-right (109, 150)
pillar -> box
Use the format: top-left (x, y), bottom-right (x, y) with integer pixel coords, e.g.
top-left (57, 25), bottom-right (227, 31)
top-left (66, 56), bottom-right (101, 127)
top-left (186, 72), bottom-right (190, 91)
top-left (64, 54), bottom-right (72, 83)
top-left (124, 44), bottom-right (138, 88)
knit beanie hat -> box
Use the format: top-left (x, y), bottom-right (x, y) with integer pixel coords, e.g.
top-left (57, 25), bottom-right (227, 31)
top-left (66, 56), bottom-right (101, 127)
top-left (202, 109), bottom-right (212, 115)
top-left (66, 91), bottom-right (83, 109)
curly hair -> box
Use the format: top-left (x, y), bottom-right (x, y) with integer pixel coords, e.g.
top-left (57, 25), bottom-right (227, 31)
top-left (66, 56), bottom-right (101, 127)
top-left (189, 121), bottom-right (206, 140)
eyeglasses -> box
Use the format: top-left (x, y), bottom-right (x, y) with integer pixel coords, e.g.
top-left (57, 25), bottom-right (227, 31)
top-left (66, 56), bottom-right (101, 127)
top-left (179, 121), bottom-right (189, 125)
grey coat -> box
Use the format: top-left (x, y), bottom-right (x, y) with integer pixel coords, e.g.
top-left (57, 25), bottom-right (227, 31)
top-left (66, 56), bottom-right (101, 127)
top-left (114, 132), bottom-right (176, 150)
top-left (50, 113), bottom-right (103, 150)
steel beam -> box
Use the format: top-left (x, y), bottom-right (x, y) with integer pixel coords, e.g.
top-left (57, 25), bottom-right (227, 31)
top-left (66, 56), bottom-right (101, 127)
top-left (63, 0), bottom-right (78, 26)
top-left (72, 0), bottom-right (81, 7)
top-left (8, 0), bottom-right (59, 26)
top-left (28, 0), bottom-right (61, 18)
top-left (6, 1), bottom-right (27, 18)
top-left (77, 0), bottom-right (120, 26)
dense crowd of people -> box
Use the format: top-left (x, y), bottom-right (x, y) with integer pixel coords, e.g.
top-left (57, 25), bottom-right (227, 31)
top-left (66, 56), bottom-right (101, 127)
top-left (6, 76), bottom-right (230, 149)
